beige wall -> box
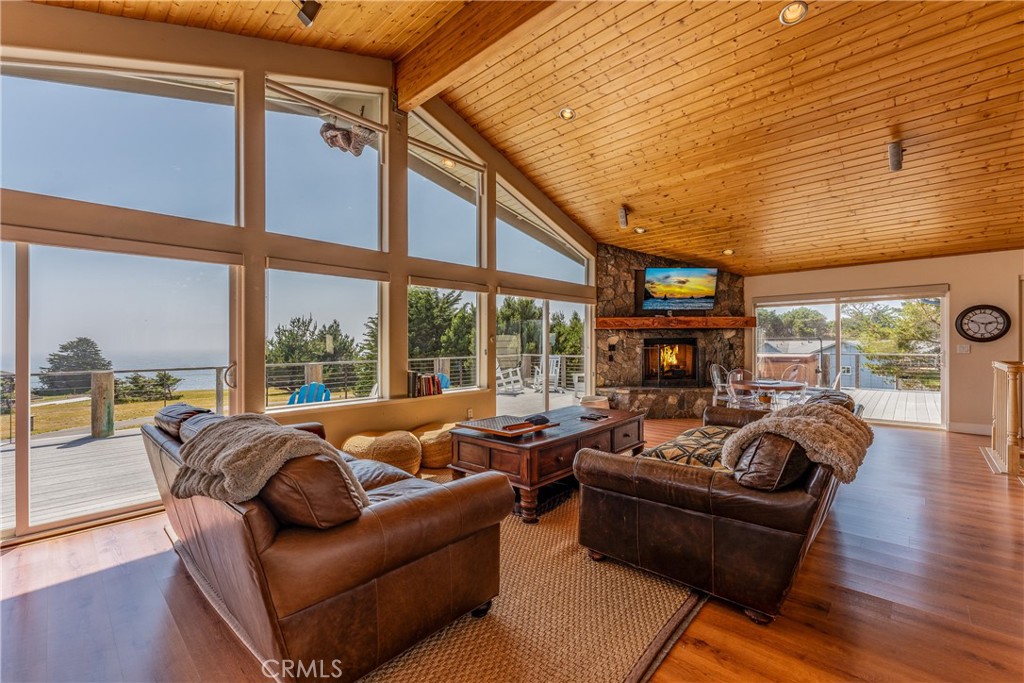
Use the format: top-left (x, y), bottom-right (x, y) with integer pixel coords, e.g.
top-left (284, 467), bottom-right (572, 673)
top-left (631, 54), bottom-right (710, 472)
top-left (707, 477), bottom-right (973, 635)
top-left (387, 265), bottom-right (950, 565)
top-left (1, 2), bottom-right (596, 444)
top-left (744, 250), bottom-right (1024, 434)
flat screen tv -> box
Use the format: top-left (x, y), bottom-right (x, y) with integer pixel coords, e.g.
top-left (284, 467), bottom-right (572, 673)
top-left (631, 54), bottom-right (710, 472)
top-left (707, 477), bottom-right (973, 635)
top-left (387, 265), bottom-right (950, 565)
top-left (637, 267), bottom-right (719, 312)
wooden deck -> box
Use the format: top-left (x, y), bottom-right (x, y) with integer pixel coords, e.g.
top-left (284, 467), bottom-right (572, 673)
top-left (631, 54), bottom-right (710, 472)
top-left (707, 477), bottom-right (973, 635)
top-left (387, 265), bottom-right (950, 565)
top-left (846, 388), bottom-right (942, 425)
top-left (0, 429), bottom-right (157, 532)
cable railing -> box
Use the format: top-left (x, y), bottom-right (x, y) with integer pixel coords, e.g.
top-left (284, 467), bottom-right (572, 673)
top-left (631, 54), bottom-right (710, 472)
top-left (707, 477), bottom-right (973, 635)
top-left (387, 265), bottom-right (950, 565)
top-left (754, 349), bottom-right (941, 391)
top-left (3, 353), bottom-right (589, 440)
top-left (266, 359), bottom-right (378, 406)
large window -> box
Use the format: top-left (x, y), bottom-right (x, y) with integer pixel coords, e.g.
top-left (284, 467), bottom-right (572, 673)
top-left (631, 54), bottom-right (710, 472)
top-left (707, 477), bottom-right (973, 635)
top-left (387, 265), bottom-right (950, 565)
top-left (496, 181), bottom-right (587, 284)
top-left (266, 269), bottom-right (380, 406)
top-left (408, 286), bottom-right (478, 390)
top-left (265, 81), bottom-right (382, 249)
top-left (0, 64), bottom-right (236, 224)
top-left (407, 114), bottom-right (480, 266)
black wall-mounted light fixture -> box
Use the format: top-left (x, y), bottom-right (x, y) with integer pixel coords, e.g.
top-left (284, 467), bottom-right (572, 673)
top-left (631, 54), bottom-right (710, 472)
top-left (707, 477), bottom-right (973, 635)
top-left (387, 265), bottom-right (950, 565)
top-left (294, 0), bottom-right (322, 28)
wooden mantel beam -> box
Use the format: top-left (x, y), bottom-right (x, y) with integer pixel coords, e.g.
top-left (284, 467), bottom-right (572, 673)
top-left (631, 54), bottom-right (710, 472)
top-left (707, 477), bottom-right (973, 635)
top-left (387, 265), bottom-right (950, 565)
top-left (395, 1), bottom-right (570, 112)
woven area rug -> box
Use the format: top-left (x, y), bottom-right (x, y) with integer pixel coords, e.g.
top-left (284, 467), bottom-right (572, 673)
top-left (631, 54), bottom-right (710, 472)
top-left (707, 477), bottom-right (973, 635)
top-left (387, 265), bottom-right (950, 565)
top-left (360, 487), bottom-right (705, 683)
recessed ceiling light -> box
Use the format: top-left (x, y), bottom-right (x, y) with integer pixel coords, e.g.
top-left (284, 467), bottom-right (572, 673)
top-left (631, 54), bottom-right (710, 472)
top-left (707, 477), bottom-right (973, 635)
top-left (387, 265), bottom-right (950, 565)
top-left (441, 157), bottom-right (457, 169)
top-left (633, 227), bottom-right (647, 234)
top-left (557, 107), bottom-right (577, 121)
top-left (722, 249), bottom-right (735, 256)
top-left (779, 1), bottom-right (808, 26)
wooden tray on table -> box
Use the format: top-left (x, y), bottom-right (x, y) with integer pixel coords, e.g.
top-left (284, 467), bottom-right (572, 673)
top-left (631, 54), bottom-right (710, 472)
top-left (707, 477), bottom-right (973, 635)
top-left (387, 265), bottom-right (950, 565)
top-left (455, 415), bottom-right (560, 438)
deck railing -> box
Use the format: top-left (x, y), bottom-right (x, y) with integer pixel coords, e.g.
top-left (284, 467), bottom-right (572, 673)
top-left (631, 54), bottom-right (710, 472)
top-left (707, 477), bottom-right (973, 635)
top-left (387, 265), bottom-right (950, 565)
top-left (3, 353), bottom-right (588, 439)
top-left (756, 350), bottom-right (941, 391)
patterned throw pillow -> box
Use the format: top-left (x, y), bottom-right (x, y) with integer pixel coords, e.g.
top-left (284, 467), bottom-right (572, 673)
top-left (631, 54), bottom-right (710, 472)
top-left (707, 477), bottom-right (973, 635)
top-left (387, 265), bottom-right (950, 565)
top-left (640, 424), bottom-right (738, 470)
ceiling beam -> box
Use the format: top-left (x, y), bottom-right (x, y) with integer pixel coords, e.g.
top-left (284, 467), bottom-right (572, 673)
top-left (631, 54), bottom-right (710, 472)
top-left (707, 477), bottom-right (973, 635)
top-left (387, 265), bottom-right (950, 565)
top-left (395, 1), bottom-right (571, 112)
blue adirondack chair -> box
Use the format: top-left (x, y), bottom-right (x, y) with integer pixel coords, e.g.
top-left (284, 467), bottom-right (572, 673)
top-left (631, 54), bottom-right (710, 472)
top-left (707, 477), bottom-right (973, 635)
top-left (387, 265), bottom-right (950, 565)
top-left (287, 382), bottom-right (331, 405)
top-left (438, 372), bottom-right (451, 389)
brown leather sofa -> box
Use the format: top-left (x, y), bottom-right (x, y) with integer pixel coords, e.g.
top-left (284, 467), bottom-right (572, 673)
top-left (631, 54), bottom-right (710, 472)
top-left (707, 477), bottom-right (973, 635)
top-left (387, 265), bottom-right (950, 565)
top-left (141, 407), bottom-right (514, 682)
top-left (573, 406), bottom-right (840, 623)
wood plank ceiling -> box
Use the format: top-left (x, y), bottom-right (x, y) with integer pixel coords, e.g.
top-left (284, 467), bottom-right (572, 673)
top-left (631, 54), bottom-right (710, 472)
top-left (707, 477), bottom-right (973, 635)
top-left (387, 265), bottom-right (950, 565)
top-left (34, 1), bottom-right (1024, 275)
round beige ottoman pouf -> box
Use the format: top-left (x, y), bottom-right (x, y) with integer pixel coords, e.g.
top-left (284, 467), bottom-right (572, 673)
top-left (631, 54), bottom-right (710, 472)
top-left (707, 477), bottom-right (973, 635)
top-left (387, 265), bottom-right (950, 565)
top-left (411, 422), bottom-right (457, 469)
top-left (342, 430), bottom-right (422, 475)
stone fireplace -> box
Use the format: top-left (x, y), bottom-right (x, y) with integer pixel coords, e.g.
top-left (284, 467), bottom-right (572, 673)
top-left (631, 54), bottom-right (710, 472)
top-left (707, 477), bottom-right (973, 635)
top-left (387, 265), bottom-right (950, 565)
top-left (594, 244), bottom-right (745, 418)
top-left (642, 337), bottom-right (703, 388)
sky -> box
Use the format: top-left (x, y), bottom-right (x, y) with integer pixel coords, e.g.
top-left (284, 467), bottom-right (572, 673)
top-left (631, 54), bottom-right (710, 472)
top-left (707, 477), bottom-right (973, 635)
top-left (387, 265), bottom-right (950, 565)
top-left (0, 74), bottom-right (587, 371)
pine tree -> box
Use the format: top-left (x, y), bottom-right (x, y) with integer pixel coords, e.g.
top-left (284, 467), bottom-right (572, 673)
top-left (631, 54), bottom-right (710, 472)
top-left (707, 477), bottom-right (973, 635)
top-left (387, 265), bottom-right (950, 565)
top-left (38, 337), bottom-right (112, 394)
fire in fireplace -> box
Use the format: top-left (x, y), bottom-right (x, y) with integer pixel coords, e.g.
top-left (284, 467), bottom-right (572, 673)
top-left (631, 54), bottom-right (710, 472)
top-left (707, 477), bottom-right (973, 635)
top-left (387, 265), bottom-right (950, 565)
top-left (642, 337), bottom-right (704, 387)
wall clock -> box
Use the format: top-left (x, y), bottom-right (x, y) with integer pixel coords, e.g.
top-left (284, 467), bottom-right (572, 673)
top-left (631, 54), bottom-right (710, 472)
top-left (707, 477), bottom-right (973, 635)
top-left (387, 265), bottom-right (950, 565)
top-left (954, 305), bottom-right (1011, 342)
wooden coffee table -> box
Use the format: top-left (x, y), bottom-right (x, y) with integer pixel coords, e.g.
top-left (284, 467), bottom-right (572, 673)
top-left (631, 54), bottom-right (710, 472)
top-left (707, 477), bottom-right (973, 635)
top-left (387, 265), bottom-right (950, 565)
top-left (450, 405), bottom-right (645, 523)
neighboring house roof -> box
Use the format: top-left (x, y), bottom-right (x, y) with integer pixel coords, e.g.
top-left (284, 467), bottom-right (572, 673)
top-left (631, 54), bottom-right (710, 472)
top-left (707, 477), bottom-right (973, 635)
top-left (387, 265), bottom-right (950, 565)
top-left (762, 339), bottom-right (870, 355)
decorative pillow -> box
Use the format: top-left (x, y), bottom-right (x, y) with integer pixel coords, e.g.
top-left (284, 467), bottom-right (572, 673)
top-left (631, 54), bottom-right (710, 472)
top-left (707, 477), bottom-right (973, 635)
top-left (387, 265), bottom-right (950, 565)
top-left (805, 391), bottom-right (855, 412)
top-left (641, 425), bottom-right (738, 470)
top-left (154, 403), bottom-right (212, 439)
top-left (179, 412), bottom-right (225, 443)
top-left (731, 432), bottom-right (811, 491)
top-left (260, 454), bottom-right (364, 529)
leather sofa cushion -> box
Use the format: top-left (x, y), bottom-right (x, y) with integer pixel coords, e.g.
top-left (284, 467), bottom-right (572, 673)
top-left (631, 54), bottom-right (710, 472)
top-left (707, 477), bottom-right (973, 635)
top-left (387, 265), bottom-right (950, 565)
top-left (731, 432), bottom-right (811, 491)
top-left (155, 403), bottom-right (212, 439)
top-left (179, 412), bottom-right (225, 443)
top-left (260, 455), bottom-right (363, 529)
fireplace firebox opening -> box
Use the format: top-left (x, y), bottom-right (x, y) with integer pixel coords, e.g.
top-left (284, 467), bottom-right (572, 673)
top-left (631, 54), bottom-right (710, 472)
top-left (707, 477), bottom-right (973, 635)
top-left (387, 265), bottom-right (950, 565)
top-left (642, 337), bottom-right (704, 387)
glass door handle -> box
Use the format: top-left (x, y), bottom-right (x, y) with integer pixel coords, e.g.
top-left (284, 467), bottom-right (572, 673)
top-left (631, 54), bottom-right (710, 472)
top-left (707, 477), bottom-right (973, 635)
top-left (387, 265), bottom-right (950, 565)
top-left (224, 362), bottom-right (238, 389)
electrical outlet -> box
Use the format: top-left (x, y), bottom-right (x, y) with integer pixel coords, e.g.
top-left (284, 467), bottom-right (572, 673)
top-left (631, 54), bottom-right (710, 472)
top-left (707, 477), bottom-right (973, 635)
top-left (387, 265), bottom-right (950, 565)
top-left (466, 408), bottom-right (474, 419)
top-left (957, 344), bottom-right (971, 354)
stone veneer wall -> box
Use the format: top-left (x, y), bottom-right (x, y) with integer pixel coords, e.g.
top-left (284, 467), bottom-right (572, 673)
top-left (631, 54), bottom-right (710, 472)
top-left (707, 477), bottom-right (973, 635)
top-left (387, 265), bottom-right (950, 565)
top-left (595, 243), bottom-right (745, 419)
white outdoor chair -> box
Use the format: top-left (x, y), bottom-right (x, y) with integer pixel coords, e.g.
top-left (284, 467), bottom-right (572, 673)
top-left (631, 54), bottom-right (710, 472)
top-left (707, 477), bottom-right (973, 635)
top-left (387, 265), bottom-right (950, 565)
top-left (777, 364), bottom-right (810, 405)
top-left (496, 362), bottom-right (524, 395)
top-left (709, 363), bottom-right (730, 406)
top-left (572, 373), bottom-right (586, 400)
top-left (726, 368), bottom-right (760, 409)
top-left (532, 356), bottom-right (563, 393)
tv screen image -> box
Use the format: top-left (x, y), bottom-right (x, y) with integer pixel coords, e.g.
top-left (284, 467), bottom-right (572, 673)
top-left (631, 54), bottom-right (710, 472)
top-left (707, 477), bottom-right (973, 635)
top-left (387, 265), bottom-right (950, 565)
top-left (642, 267), bottom-right (719, 311)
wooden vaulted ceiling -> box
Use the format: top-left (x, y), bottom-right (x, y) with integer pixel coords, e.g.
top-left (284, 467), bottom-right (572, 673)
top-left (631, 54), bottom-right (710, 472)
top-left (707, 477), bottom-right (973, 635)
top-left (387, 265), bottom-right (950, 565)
top-left (36, 1), bottom-right (1024, 276)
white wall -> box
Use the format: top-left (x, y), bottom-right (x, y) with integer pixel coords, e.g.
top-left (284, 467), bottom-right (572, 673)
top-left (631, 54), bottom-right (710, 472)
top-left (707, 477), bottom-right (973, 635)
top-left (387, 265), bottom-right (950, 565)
top-left (744, 250), bottom-right (1023, 434)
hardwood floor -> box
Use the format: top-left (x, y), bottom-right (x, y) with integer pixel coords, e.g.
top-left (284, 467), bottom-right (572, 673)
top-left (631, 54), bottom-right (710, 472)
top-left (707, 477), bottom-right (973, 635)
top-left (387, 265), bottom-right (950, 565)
top-left (2, 422), bottom-right (1021, 682)
top-left (647, 420), bottom-right (1023, 683)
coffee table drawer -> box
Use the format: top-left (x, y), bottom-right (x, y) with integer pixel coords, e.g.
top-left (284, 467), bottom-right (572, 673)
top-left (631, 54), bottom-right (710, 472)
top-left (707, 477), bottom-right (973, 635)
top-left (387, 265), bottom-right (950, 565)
top-left (579, 430), bottom-right (612, 452)
top-left (612, 421), bottom-right (640, 452)
top-left (455, 441), bottom-right (488, 469)
top-left (537, 442), bottom-right (576, 479)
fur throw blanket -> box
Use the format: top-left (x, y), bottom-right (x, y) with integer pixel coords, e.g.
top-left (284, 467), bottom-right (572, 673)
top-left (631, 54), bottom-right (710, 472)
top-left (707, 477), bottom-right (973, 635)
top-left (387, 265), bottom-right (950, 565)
top-left (721, 402), bottom-right (874, 484)
top-left (171, 413), bottom-right (368, 506)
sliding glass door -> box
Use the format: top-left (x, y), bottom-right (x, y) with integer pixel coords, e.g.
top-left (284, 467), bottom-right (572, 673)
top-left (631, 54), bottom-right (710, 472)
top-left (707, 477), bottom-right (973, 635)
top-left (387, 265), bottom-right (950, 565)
top-left (495, 295), bottom-right (589, 416)
top-left (8, 245), bottom-right (233, 534)
top-left (756, 292), bottom-right (945, 426)
top-left (838, 298), bottom-right (942, 425)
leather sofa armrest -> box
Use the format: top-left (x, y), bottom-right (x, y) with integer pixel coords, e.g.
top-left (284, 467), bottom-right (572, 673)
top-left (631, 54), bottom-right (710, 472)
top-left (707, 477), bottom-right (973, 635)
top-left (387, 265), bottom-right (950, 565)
top-left (288, 421), bottom-right (327, 440)
top-left (574, 449), bottom-right (714, 514)
top-left (703, 406), bottom-right (766, 428)
top-left (260, 472), bottom-right (513, 618)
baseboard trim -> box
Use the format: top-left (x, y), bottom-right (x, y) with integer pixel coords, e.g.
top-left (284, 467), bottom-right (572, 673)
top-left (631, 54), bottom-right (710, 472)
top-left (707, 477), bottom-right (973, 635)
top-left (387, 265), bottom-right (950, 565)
top-left (980, 446), bottom-right (1002, 474)
top-left (949, 422), bottom-right (989, 436)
